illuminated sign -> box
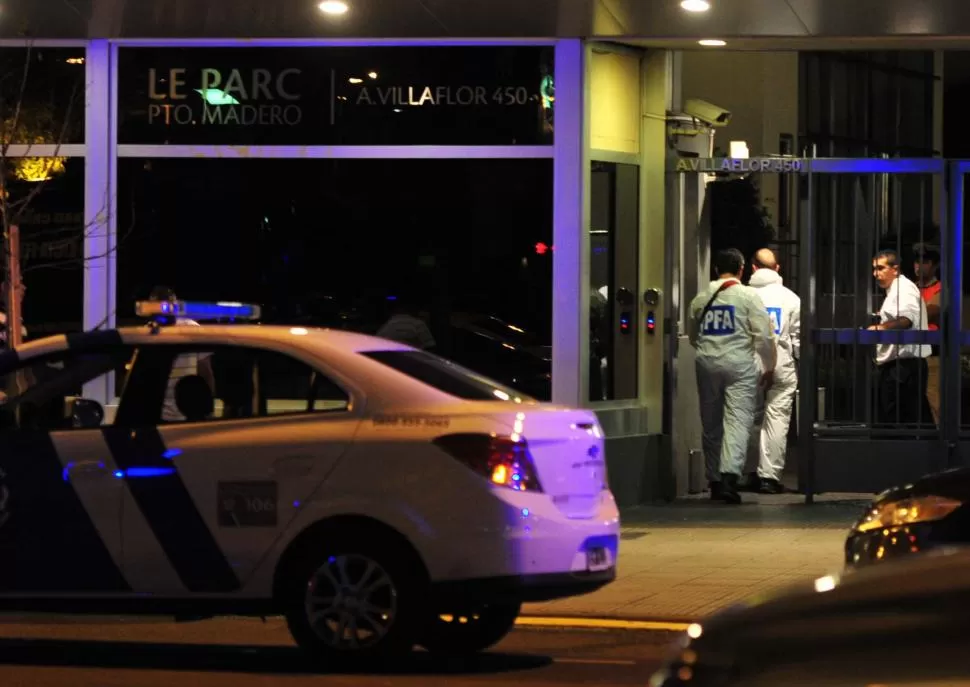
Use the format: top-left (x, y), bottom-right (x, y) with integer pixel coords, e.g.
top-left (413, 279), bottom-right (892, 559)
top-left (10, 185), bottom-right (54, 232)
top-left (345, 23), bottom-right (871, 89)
top-left (672, 157), bottom-right (807, 173)
top-left (118, 46), bottom-right (555, 146)
top-left (355, 85), bottom-right (533, 107)
top-left (146, 67), bottom-right (303, 127)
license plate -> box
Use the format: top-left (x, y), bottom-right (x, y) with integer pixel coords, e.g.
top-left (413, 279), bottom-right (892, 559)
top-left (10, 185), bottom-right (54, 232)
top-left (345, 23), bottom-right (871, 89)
top-left (586, 547), bottom-right (611, 572)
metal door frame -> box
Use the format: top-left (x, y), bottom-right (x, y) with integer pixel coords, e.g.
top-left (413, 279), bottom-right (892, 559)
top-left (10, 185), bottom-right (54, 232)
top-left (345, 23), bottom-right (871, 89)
top-left (948, 161), bottom-right (970, 470)
top-left (669, 157), bottom-right (951, 502)
top-left (800, 158), bottom-right (947, 502)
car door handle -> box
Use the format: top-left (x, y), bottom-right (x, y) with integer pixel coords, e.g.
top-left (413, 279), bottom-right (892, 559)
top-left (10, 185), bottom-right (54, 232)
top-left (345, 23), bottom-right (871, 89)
top-left (272, 456), bottom-right (314, 477)
top-left (67, 460), bottom-right (108, 477)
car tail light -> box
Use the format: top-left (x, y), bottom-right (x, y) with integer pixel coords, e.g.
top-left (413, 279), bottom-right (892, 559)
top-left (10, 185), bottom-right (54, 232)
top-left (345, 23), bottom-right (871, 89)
top-left (433, 433), bottom-right (543, 492)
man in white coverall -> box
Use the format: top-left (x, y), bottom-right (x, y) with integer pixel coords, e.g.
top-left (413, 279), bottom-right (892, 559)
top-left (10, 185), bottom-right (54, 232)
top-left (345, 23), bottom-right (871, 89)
top-left (745, 248), bottom-right (800, 494)
top-left (688, 248), bottom-right (776, 504)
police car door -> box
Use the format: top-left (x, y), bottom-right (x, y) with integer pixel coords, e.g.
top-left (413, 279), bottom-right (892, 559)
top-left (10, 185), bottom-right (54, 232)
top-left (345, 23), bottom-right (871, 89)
top-left (116, 342), bottom-right (359, 596)
top-left (0, 342), bottom-right (136, 597)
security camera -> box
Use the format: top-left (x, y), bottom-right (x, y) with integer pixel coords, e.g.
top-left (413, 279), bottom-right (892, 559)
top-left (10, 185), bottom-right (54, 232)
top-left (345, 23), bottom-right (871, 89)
top-left (683, 98), bottom-right (732, 127)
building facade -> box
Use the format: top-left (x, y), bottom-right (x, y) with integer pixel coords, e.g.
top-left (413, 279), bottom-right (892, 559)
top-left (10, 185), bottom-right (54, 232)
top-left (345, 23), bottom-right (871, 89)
top-left (0, 0), bottom-right (962, 505)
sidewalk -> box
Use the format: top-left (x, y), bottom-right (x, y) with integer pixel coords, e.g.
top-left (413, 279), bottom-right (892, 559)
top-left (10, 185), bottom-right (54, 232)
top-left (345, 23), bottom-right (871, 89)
top-left (522, 492), bottom-right (870, 622)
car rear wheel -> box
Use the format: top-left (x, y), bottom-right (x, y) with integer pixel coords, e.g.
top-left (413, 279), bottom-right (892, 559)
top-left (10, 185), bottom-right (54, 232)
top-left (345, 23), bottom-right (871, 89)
top-left (283, 533), bottom-right (424, 662)
top-left (419, 601), bottom-right (521, 654)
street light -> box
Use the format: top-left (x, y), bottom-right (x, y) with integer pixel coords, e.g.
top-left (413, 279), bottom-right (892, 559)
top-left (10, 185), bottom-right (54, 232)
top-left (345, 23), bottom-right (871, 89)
top-left (318, 1), bottom-right (349, 15)
top-left (680, 0), bottom-right (710, 12)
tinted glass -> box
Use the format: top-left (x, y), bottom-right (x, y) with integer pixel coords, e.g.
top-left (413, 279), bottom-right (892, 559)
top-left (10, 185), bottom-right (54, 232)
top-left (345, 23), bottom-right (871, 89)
top-left (155, 345), bottom-right (349, 424)
top-left (0, 47), bottom-right (85, 144)
top-left (115, 157), bottom-right (553, 400)
top-left (118, 46), bottom-right (554, 145)
top-left (363, 350), bottom-right (535, 402)
top-left (0, 349), bottom-right (133, 431)
top-left (4, 159), bottom-right (85, 339)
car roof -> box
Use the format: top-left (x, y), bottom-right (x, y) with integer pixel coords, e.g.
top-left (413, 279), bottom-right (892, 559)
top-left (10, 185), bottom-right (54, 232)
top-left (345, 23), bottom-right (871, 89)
top-left (0, 324), bottom-right (415, 363)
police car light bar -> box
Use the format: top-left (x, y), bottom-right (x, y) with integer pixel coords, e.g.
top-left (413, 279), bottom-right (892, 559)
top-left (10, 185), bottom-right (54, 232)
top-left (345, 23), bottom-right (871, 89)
top-left (135, 300), bottom-right (262, 322)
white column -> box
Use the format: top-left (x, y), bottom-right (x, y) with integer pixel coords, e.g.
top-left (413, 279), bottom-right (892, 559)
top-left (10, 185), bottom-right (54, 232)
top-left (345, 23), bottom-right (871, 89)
top-left (551, 38), bottom-right (588, 406)
top-left (82, 39), bottom-right (114, 404)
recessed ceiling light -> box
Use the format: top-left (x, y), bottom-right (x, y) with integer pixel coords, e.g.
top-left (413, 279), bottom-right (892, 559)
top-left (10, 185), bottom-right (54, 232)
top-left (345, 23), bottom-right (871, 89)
top-left (680, 0), bottom-right (711, 12)
top-left (318, 1), bottom-right (349, 15)
top-left (348, 77), bottom-right (363, 84)
top-left (698, 39), bottom-right (726, 46)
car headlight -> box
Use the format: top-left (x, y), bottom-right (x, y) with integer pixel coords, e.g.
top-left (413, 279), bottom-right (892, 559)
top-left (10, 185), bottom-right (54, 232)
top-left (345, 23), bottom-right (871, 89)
top-left (854, 495), bottom-right (963, 533)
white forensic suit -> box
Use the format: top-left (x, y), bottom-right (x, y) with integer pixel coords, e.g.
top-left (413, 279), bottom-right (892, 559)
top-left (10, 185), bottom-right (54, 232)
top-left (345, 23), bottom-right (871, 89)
top-left (688, 278), bottom-right (776, 481)
top-left (748, 269), bottom-right (800, 482)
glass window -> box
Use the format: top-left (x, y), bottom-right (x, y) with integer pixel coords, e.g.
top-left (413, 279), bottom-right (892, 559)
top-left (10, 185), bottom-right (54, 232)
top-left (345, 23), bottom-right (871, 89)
top-left (899, 75), bottom-right (930, 152)
top-left (0, 348), bottom-right (135, 431)
top-left (1, 159), bottom-right (85, 339)
top-left (117, 46), bottom-right (554, 146)
top-left (115, 157), bottom-right (553, 401)
top-left (154, 345), bottom-right (349, 424)
top-left (589, 161), bottom-right (640, 402)
top-left (798, 51), bottom-right (934, 158)
top-left (362, 350), bottom-right (534, 402)
top-left (0, 47), bottom-right (85, 144)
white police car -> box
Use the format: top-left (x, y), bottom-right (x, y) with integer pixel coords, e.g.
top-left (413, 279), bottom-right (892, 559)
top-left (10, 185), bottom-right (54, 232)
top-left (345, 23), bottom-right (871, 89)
top-left (0, 301), bottom-right (619, 660)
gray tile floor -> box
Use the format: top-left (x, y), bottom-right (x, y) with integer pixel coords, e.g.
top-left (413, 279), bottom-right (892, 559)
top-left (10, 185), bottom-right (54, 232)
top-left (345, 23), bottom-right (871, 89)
top-left (522, 494), bottom-right (868, 621)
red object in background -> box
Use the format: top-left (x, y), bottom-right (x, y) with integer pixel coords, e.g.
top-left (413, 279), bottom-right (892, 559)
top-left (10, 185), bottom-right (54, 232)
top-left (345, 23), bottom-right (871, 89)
top-left (535, 242), bottom-right (549, 255)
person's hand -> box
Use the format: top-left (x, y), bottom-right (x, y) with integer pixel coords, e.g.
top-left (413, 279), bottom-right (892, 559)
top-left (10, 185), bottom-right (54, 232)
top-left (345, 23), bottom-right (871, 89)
top-left (867, 323), bottom-right (883, 331)
top-left (760, 369), bottom-right (775, 389)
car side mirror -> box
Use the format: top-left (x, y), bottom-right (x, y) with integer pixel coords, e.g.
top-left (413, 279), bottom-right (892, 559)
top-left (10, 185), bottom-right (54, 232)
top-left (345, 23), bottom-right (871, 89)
top-left (70, 397), bottom-right (105, 429)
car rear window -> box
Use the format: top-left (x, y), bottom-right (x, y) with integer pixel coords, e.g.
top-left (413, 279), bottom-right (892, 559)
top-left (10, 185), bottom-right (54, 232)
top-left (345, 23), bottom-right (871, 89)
top-left (361, 350), bottom-right (534, 402)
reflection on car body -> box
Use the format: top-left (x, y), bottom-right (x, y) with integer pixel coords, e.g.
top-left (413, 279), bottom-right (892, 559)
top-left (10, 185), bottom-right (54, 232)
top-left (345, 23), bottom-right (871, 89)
top-left (845, 466), bottom-right (970, 568)
top-left (652, 547), bottom-right (970, 686)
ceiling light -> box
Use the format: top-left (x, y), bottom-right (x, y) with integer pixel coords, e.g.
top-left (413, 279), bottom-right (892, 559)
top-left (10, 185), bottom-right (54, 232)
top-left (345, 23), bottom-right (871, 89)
top-left (698, 39), bottom-right (726, 46)
top-left (368, 71), bottom-right (378, 79)
top-left (318, 1), bottom-right (349, 15)
top-left (348, 77), bottom-right (363, 84)
top-left (680, 0), bottom-right (710, 11)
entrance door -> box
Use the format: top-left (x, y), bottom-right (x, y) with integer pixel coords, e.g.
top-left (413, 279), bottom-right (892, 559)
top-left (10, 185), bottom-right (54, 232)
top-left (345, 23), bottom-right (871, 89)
top-left (669, 157), bottom-right (951, 499)
top-left (589, 160), bottom-right (641, 403)
top-left (802, 158), bottom-right (947, 496)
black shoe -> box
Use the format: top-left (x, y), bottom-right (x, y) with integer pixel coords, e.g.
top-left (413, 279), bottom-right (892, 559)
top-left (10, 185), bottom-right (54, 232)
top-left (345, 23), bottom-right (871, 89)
top-left (739, 472), bottom-right (761, 492)
top-left (709, 480), bottom-right (722, 501)
top-left (758, 478), bottom-right (786, 494)
top-left (718, 473), bottom-right (742, 505)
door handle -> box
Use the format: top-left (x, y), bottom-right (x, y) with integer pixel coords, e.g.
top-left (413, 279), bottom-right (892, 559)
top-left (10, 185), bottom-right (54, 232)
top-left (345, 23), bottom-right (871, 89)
top-left (67, 460), bottom-right (108, 478)
top-left (272, 456), bottom-right (314, 477)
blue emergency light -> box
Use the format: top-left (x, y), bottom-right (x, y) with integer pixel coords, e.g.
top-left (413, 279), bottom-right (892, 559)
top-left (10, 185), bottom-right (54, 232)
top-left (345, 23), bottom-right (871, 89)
top-left (135, 300), bottom-right (262, 323)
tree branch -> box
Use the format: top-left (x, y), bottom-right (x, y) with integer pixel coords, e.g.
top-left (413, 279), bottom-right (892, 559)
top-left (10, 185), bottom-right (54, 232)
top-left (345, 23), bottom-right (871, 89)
top-left (21, 194), bottom-right (138, 275)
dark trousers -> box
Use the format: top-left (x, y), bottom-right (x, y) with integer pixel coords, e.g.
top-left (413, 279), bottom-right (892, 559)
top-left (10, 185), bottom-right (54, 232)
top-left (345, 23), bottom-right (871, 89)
top-left (875, 357), bottom-right (933, 427)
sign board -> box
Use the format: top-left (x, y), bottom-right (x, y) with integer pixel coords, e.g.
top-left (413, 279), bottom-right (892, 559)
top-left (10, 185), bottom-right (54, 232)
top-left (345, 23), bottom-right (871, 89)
top-left (670, 157), bottom-right (808, 173)
top-left (118, 46), bottom-right (554, 146)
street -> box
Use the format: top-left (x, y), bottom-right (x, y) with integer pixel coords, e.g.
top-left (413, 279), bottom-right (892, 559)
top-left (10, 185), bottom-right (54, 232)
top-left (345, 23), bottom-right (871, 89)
top-left (0, 617), bottom-right (675, 686)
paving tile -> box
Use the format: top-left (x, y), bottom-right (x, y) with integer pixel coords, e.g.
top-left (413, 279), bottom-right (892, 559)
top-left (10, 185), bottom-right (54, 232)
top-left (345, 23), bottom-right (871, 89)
top-left (521, 501), bottom-right (856, 622)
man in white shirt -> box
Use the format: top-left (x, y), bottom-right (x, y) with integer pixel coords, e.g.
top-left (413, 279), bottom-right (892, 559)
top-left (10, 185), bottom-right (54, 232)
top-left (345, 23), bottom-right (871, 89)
top-left (376, 296), bottom-right (436, 350)
top-left (148, 286), bottom-right (214, 422)
top-left (868, 249), bottom-right (933, 426)
top-left (746, 248), bottom-right (800, 494)
top-left (688, 248), bottom-right (776, 504)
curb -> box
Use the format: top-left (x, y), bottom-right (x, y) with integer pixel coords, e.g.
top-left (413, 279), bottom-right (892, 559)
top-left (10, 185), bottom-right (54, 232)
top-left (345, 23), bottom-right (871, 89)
top-left (515, 616), bottom-right (691, 632)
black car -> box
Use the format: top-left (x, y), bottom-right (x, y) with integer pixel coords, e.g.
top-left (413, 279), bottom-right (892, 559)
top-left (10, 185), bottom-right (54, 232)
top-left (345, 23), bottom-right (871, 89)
top-left (845, 467), bottom-right (970, 568)
top-left (652, 547), bottom-right (970, 687)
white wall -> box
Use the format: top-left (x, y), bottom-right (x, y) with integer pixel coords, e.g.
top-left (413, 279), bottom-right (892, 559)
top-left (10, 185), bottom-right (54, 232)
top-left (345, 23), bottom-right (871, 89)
top-left (679, 51), bottom-right (798, 229)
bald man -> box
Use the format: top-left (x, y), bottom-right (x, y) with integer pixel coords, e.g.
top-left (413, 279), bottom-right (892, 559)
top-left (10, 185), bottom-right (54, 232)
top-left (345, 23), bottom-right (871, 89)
top-left (746, 248), bottom-right (800, 494)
